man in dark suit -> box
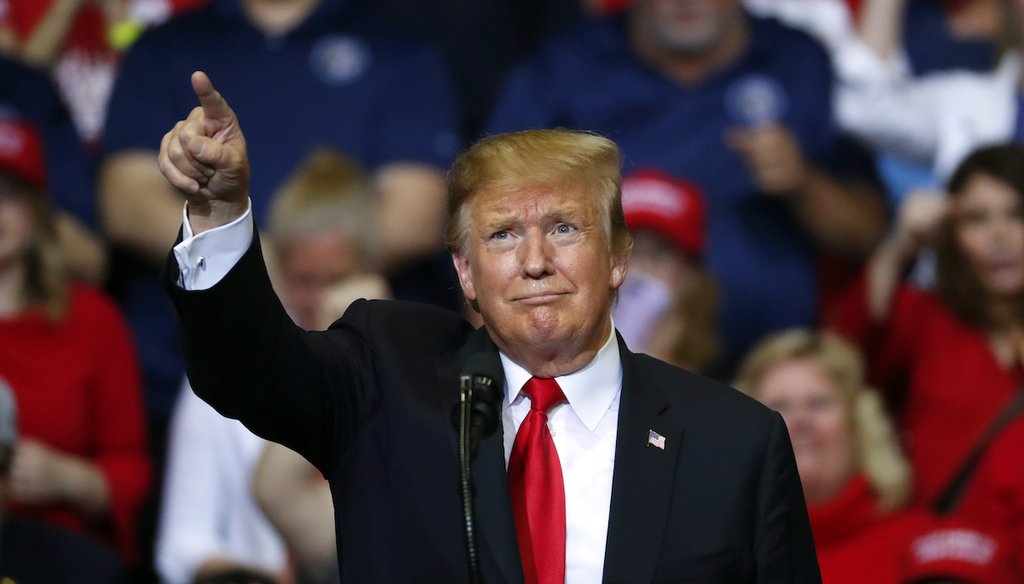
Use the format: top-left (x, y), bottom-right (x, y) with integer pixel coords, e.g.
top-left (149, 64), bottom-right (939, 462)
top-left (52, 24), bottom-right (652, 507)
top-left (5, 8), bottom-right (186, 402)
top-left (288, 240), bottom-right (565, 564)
top-left (158, 71), bottom-right (821, 583)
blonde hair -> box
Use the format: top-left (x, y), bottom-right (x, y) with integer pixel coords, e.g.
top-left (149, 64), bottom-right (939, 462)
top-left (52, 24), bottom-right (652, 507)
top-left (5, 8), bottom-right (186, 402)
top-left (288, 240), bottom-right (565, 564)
top-left (734, 329), bottom-right (911, 512)
top-left (269, 149), bottom-right (377, 266)
top-left (445, 129), bottom-right (632, 258)
top-left (16, 180), bottom-right (67, 322)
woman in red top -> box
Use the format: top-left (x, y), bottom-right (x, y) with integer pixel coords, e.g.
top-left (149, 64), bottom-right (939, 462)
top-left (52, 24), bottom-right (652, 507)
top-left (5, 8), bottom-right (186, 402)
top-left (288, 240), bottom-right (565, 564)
top-left (0, 114), bottom-right (150, 561)
top-left (735, 329), bottom-right (941, 583)
top-left (829, 144), bottom-right (1024, 506)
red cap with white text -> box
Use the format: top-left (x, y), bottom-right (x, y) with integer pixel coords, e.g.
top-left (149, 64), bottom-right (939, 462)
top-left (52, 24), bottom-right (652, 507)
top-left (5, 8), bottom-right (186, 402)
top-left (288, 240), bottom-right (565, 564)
top-left (621, 168), bottom-right (706, 259)
top-left (902, 521), bottom-right (1016, 584)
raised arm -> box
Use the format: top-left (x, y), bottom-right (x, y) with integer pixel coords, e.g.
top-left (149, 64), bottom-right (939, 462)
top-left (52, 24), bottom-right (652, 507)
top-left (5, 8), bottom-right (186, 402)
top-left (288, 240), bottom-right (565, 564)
top-left (867, 191), bottom-right (949, 321)
top-left (857, 0), bottom-right (908, 61)
top-left (158, 73), bottom-right (369, 473)
top-left (726, 123), bottom-right (888, 258)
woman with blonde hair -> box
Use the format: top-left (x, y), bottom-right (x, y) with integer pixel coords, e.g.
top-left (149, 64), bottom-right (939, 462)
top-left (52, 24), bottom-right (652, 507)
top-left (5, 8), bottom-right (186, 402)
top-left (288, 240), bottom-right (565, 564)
top-left (736, 329), bottom-right (935, 583)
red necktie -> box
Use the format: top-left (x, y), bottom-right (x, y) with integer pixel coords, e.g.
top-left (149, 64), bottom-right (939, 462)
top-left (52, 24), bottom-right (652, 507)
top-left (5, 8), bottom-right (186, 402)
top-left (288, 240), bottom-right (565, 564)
top-left (508, 377), bottom-right (567, 584)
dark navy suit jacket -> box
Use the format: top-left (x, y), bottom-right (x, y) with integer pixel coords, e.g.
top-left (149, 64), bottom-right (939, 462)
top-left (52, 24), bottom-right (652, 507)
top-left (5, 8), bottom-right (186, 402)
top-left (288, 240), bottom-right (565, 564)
top-left (163, 234), bottom-right (821, 583)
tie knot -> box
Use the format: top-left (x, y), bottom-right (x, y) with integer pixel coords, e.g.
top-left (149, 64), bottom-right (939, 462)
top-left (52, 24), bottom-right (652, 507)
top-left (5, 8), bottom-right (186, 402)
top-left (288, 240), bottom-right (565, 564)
top-left (522, 377), bottom-right (566, 414)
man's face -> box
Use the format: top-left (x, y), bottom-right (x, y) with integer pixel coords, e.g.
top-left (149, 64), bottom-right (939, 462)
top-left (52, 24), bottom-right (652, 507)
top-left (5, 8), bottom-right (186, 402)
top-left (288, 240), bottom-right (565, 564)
top-left (452, 185), bottom-right (627, 367)
top-left (277, 230), bottom-right (361, 330)
top-left (631, 0), bottom-right (742, 54)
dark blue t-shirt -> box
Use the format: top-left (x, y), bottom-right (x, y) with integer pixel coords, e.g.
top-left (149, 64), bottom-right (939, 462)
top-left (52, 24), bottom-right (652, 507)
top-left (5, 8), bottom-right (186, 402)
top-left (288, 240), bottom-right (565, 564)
top-left (102, 0), bottom-right (460, 418)
top-left (0, 57), bottom-right (97, 228)
top-left (488, 15), bottom-right (839, 365)
top-left (103, 0), bottom-right (459, 225)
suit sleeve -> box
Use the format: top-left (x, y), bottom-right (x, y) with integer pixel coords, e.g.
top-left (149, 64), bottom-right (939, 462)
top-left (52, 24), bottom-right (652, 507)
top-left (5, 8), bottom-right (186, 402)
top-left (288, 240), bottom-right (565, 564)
top-left (161, 231), bottom-right (375, 476)
top-left (754, 411), bottom-right (822, 583)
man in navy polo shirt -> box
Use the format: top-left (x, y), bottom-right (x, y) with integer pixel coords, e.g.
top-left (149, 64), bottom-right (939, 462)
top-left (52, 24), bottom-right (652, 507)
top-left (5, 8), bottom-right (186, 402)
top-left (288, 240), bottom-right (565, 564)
top-left (488, 0), bottom-right (887, 369)
top-left (100, 0), bottom-right (459, 427)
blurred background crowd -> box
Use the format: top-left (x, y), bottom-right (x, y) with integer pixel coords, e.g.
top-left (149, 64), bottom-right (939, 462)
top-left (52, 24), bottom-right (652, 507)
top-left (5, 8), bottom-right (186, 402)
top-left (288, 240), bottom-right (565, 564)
top-left (1, 0), bottom-right (1023, 582)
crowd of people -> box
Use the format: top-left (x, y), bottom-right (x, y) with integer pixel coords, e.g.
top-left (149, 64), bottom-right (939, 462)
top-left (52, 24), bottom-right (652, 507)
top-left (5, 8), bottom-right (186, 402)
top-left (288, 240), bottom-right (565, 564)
top-left (0, 0), bottom-right (1022, 581)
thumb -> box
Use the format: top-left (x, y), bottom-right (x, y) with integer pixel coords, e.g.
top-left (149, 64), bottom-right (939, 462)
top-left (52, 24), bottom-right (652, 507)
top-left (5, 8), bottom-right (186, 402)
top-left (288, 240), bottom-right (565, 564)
top-left (191, 71), bottom-right (235, 128)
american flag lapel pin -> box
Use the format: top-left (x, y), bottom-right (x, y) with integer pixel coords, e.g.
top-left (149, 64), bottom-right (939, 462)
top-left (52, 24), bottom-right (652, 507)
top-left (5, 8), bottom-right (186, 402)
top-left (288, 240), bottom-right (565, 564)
top-left (647, 429), bottom-right (666, 450)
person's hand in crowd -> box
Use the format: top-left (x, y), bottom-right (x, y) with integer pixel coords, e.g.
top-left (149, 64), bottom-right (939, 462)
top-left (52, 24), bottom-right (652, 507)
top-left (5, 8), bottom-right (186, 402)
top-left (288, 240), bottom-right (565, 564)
top-left (9, 437), bottom-right (110, 516)
top-left (9, 438), bottom-right (71, 505)
top-left (725, 123), bottom-right (811, 195)
top-left (866, 190), bottom-right (950, 321)
top-left (159, 71), bottom-right (249, 235)
top-left (893, 189), bottom-right (951, 257)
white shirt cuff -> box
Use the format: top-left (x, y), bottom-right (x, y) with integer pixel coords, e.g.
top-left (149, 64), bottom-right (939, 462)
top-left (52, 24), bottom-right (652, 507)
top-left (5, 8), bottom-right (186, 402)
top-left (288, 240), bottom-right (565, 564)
top-left (173, 200), bottom-right (254, 291)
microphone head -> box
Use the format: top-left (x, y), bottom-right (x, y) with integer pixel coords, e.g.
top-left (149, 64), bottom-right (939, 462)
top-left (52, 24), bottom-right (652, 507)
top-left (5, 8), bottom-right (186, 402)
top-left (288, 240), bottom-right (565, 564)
top-left (462, 351), bottom-right (504, 391)
top-left (459, 352), bottom-right (504, 438)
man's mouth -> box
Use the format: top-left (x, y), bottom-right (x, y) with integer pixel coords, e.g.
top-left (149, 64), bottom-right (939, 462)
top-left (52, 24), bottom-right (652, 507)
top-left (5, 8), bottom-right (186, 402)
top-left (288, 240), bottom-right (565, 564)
top-left (513, 291), bottom-right (568, 304)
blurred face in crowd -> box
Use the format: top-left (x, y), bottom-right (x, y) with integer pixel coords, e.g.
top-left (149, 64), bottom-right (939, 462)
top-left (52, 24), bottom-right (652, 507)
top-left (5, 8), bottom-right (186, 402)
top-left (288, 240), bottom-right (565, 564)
top-left (952, 172), bottom-right (1024, 301)
top-left (756, 359), bottom-right (857, 504)
top-left (453, 184), bottom-right (627, 370)
top-left (629, 230), bottom-right (694, 287)
top-left (277, 229), bottom-right (361, 330)
top-left (0, 176), bottom-right (34, 271)
top-left (629, 0), bottom-right (744, 55)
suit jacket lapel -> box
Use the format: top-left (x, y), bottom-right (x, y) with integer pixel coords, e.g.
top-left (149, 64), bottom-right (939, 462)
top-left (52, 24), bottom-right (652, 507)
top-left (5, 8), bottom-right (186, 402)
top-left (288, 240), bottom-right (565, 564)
top-left (439, 327), bottom-right (525, 584)
top-left (602, 339), bottom-right (684, 583)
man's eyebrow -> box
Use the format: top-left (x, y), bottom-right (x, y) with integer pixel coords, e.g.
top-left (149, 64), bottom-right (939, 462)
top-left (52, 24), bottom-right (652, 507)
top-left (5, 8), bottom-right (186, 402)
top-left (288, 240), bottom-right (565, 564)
top-left (478, 211), bottom-right (522, 231)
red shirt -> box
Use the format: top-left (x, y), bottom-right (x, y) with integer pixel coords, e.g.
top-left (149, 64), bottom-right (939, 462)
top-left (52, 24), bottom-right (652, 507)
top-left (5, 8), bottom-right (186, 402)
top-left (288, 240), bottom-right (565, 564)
top-left (958, 418), bottom-right (1024, 577)
top-left (828, 277), bottom-right (1017, 506)
top-left (810, 475), bottom-right (936, 584)
top-left (0, 285), bottom-right (151, 562)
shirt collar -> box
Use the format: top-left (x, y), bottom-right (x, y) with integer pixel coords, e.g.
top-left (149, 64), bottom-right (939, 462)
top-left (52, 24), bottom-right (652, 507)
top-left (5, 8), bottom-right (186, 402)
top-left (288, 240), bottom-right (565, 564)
top-left (500, 319), bottom-right (622, 432)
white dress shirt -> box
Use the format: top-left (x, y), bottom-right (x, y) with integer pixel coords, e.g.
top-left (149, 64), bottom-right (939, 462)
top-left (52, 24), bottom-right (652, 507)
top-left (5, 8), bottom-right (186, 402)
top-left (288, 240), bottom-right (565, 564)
top-left (500, 331), bottom-right (620, 584)
top-left (174, 204), bottom-right (623, 584)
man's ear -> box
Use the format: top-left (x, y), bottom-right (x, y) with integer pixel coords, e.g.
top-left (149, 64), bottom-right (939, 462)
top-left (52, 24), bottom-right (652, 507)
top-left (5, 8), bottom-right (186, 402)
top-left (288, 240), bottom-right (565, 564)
top-left (609, 251), bottom-right (628, 291)
top-left (452, 252), bottom-right (477, 302)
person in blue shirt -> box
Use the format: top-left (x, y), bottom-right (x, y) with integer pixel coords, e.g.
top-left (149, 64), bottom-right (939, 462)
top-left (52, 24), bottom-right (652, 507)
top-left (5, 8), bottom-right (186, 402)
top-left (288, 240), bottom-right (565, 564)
top-left (488, 0), bottom-right (887, 368)
top-left (99, 0), bottom-right (460, 426)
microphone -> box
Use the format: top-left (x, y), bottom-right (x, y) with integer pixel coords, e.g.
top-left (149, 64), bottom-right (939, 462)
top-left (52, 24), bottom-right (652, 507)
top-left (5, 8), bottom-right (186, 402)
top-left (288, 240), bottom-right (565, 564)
top-left (457, 352), bottom-right (504, 459)
top-left (453, 351), bottom-right (503, 584)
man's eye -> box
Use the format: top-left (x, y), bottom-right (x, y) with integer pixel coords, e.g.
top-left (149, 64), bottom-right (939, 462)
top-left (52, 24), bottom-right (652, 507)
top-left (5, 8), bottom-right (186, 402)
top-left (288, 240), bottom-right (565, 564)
top-left (492, 230), bottom-right (510, 240)
top-left (555, 224), bottom-right (574, 234)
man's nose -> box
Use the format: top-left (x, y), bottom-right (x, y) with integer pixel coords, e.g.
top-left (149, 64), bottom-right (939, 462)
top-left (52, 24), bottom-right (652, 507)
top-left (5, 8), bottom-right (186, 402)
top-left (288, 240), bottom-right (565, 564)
top-left (519, 229), bottom-right (554, 278)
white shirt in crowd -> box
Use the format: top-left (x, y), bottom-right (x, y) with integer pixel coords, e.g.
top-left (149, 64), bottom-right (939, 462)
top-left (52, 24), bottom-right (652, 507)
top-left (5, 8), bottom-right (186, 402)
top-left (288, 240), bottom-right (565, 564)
top-left (156, 379), bottom-right (287, 584)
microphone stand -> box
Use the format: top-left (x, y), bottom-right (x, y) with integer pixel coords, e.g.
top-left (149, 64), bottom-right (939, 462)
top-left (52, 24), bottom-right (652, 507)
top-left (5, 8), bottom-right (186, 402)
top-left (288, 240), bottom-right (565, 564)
top-left (458, 374), bottom-right (483, 584)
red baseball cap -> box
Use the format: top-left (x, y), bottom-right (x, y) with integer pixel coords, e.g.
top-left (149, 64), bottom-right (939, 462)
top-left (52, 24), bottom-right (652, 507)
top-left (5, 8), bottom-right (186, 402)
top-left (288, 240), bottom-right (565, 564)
top-left (903, 521), bottom-right (1016, 584)
top-left (0, 112), bottom-right (46, 189)
top-left (621, 168), bottom-right (706, 259)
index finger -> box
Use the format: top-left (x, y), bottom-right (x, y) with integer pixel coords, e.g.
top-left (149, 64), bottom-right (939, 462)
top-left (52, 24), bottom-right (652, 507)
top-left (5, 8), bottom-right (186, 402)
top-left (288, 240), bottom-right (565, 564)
top-left (191, 71), bottom-right (233, 123)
